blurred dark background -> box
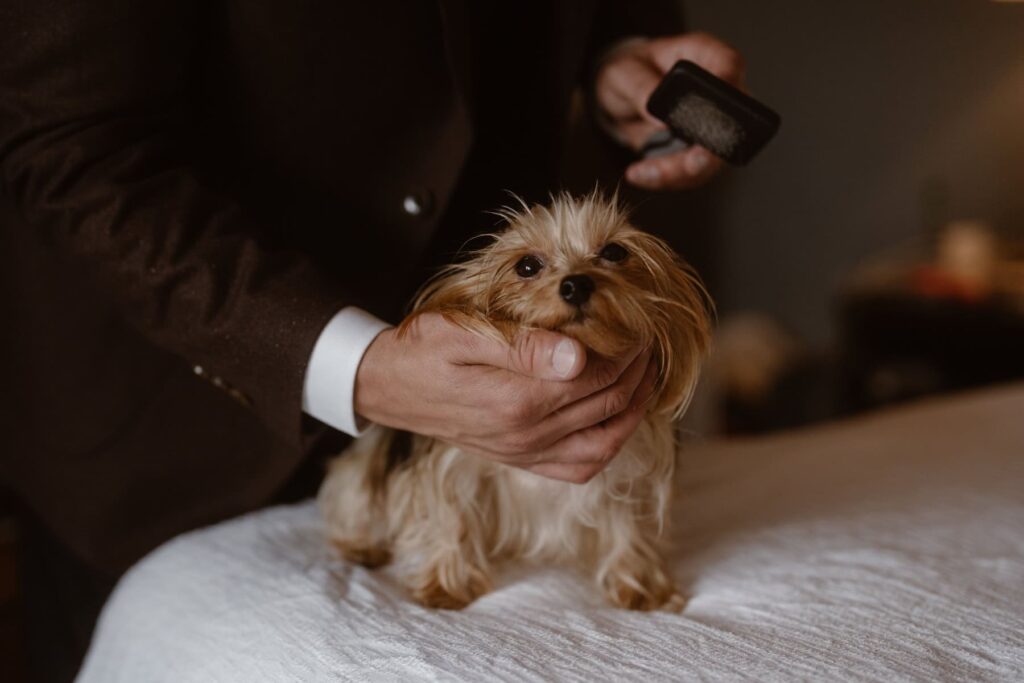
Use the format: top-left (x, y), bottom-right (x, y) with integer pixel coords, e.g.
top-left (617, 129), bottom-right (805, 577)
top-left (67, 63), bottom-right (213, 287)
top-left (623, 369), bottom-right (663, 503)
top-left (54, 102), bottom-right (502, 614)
top-left (566, 0), bottom-right (1024, 433)
top-left (684, 0), bottom-right (1024, 343)
top-left (5, 0), bottom-right (1024, 679)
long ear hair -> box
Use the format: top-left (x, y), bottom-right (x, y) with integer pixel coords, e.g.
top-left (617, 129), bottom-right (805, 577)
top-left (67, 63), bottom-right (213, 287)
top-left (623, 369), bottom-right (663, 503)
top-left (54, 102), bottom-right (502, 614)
top-left (400, 193), bottom-right (540, 344)
top-left (397, 239), bottom-right (514, 344)
top-left (625, 231), bottom-right (714, 420)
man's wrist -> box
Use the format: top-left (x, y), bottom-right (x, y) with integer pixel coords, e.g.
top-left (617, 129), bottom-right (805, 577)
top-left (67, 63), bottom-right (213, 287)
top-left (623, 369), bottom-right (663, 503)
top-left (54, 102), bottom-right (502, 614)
top-left (302, 307), bottom-right (391, 436)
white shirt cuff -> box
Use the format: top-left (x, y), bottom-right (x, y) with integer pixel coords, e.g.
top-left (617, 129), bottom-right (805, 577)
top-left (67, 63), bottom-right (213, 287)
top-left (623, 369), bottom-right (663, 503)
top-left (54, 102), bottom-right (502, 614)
top-left (302, 307), bottom-right (391, 436)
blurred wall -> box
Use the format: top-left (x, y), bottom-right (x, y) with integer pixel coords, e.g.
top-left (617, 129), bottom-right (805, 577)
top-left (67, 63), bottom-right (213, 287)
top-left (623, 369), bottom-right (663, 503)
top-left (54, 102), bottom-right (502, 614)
top-left (684, 0), bottom-right (1024, 343)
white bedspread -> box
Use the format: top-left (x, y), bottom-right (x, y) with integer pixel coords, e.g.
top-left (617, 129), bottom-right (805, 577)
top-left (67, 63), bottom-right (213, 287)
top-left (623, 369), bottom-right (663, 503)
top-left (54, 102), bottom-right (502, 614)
top-left (78, 384), bottom-right (1024, 682)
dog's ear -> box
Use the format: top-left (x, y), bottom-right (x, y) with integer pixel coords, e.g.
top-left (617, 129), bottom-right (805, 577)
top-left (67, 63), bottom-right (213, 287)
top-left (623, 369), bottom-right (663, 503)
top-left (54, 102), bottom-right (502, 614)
top-left (398, 250), bottom-right (516, 343)
top-left (409, 262), bottom-right (481, 315)
top-left (630, 232), bottom-right (713, 419)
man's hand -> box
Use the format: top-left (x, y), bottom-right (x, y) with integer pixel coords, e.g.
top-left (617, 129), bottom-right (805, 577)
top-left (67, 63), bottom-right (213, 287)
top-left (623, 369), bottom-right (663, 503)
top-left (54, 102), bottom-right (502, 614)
top-left (594, 32), bottom-right (747, 191)
top-left (354, 313), bottom-right (656, 484)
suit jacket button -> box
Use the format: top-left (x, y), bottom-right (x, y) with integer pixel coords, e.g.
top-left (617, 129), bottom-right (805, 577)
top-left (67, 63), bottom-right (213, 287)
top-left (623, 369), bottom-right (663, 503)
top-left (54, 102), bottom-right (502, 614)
top-left (402, 190), bottom-right (433, 218)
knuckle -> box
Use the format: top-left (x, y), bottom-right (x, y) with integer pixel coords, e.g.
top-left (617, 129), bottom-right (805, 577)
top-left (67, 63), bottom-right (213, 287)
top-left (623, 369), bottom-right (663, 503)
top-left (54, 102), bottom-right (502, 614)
top-left (513, 399), bottom-right (538, 425)
top-left (523, 429), bottom-right (549, 453)
top-left (423, 311), bottom-right (449, 337)
top-left (503, 430), bottom-right (540, 455)
top-left (495, 437), bottom-right (521, 457)
top-left (497, 403), bottom-right (520, 429)
top-left (511, 332), bottom-right (540, 374)
top-left (486, 397), bottom-right (515, 430)
top-left (501, 396), bottom-right (536, 429)
top-left (603, 390), bottom-right (631, 418)
top-left (593, 361), bottom-right (620, 389)
top-left (729, 49), bottom-right (747, 73)
top-left (531, 390), bottom-right (559, 419)
top-left (720, 49), bottom-right (746, 80)
top-left (602, 57), bottom-right (632, 88)
top-left (445, 324), bottom-right (476, 357)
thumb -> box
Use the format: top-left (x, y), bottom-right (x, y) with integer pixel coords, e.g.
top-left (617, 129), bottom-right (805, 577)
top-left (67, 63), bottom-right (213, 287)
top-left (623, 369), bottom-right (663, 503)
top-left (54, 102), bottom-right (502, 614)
top-left (465, 329), bottom-right (587, 381)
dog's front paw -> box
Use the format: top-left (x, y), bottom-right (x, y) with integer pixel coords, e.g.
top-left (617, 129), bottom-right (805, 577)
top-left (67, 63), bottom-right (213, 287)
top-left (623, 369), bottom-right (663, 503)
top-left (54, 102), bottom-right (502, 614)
top-left (413, 583), bottom-right (473, 610)
top-left (410, 567), bottom-right (492, 610)
top-left (332, 540), bottom-right (392, 569)
top-left (602, 566), bottom-right (683, 612)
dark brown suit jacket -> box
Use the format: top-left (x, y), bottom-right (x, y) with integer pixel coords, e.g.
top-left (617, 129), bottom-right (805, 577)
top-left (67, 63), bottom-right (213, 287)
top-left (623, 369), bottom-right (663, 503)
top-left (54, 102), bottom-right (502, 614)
top-left (0, 1), bottom-right (682, 576)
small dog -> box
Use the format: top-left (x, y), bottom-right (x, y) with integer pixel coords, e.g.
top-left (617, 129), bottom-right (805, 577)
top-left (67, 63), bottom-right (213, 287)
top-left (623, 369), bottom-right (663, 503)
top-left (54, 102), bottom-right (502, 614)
top-left (319, 193), bottom-right (710, 610)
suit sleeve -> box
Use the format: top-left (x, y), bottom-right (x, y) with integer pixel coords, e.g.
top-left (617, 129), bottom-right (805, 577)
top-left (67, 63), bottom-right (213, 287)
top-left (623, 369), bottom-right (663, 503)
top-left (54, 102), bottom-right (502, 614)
top-left (0, 0), bottom-right (350, 447)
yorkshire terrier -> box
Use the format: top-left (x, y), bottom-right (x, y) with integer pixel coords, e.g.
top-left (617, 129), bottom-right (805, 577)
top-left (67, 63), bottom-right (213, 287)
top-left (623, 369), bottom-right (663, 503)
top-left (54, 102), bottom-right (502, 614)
top-left (319, 193), bottom-right (711, 611)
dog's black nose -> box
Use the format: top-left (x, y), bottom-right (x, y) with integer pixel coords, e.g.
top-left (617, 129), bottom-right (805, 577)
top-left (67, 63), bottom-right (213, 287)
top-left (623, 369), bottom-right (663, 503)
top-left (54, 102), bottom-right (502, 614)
top-left (560, 274), bottom-right (595, 307)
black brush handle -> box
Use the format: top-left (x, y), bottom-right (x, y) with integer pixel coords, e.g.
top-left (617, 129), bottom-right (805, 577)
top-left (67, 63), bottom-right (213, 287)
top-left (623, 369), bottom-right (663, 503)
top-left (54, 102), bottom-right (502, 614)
top-left (646, 60), bottom-right (781, 166)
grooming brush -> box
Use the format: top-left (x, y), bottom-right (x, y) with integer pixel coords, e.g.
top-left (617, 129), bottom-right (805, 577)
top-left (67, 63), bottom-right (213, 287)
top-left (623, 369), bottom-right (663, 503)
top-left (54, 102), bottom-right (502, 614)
top-left (644, 60), bottom-right (781, 165)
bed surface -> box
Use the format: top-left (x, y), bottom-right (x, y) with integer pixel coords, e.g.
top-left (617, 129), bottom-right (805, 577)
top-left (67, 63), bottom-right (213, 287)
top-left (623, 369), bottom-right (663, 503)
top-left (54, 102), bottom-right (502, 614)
top-left (77, 384), bottom-right (1024, 682)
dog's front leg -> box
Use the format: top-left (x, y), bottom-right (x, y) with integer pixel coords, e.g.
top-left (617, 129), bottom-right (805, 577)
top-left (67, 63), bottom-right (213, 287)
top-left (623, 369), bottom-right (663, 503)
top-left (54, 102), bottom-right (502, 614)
top-left (394, 465), bottom-right (495, 610)
top-left (399, 514), bottom-right (493, 609)
top-left (594, 514), bottom-right (683, 612)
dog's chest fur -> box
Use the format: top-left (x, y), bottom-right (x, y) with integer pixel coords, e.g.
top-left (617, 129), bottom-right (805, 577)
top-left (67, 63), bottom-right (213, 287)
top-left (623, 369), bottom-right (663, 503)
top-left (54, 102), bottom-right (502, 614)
top-left (391, 417), bottom-right (676, 564)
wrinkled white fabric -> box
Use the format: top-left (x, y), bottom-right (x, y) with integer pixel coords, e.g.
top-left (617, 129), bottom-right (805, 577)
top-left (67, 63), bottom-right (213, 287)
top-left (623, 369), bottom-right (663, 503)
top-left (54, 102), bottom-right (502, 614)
top-left (78, 384), bottom-right (1024, 682)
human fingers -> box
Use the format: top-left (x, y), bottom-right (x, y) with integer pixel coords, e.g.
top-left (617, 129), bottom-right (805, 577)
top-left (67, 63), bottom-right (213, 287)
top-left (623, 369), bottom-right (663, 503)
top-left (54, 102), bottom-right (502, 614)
top-left (523, 358), bottom-right (658, 471)
top-left (625, 145), bottom-right (724, 190)
top-left (520, 407), bottom-right (652, 484)
top-left (522, 347), bottom-right (653, 451)
top-left (461, 345), bottom-right (644, 456)
top-left (596, 52), bottom-right (666, 149)
top-left (534, 345), bottom-right (645, 415)
top-left (455, 325), bottom-right (587, 381)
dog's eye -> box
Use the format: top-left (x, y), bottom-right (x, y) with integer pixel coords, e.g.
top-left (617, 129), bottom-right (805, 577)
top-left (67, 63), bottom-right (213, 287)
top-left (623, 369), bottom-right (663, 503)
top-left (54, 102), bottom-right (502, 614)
top-left (514, 255), bottom-right (544, 278)
top-left (599, 243), bottom-right (628, 263)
